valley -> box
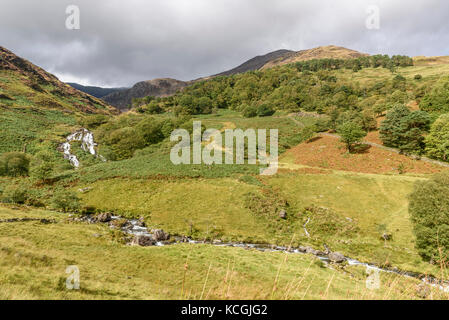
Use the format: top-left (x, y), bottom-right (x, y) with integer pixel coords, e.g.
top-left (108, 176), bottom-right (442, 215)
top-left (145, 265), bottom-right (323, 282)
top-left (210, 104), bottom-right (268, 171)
top-left (1, 44), bottom-right (449, 300)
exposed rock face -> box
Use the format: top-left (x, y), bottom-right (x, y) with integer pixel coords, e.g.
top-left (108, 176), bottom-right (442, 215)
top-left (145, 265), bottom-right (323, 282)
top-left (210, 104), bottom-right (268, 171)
top-left (103, 78), bottom-right (189, 111)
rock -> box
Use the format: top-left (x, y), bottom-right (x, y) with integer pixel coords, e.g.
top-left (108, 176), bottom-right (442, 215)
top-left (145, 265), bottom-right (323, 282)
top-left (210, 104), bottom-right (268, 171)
top-left (95, 212), bottom-right (112, 223)
top-left (78, 187), bottom-right (91, 193)
top-left (152, 229), bottom-right (170, 241)
top-left (328, 252), bottom-right (346, 263)
top-left (416, 283), bottom-right (431, 299)
top-left (297, 246), bottom-right (308, 253)
top-left (305, 246), bottom-right (324, 256)
top-left (132, 235), bottom-right (155, 247)
top-left (135, 217), bottom-right (146, 227)
top-left (279, 209), bottom-right (287, 219)
top-left (381, 233), bottom-right (392, 241)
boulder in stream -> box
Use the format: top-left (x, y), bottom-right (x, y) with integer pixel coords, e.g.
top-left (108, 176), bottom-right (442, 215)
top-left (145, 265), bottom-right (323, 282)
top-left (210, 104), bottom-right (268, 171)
top-left (94, 212), bottom-right (112, 223)
top-left (152, 229), bottom-right (170, 241)
top-left (328, 252), bottom-right (346, 263)
top-left (132, 235), bottom-right (155, 247)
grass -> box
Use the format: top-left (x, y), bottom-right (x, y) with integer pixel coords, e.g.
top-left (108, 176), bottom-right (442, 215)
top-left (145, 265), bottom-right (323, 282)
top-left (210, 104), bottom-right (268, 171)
top-left (0, 204), bottom-right (442, 300)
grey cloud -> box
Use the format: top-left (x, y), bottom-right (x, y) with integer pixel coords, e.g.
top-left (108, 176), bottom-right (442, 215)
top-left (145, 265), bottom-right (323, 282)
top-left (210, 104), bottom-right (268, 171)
top-left (0, 0), bottom-right (448, 87)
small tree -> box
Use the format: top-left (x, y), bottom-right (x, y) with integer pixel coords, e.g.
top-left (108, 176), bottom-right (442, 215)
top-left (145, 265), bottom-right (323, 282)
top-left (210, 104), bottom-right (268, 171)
top-left (0, 152), bottom-right (30, 177)
top-left (409, 172), bottom-right (449, 262)
top-left (30, 151), bottom-right (54, 182)
top-left (425, 114), bottom-right (449, 161)
top-left (337, 122), bottom-right (366, 152)
top-left (51, 189), bottom-right (80, 212)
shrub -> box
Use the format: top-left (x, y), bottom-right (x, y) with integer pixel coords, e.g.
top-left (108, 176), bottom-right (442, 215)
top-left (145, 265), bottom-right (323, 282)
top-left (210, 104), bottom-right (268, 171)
top-left (409, 172), bottom-right (449, 262)
top-left (242, 105), bottom-right (258, 118)
top-left (0, 152), bottom-right (30, 177)
top-left (1, 184), bottom-right (28, 204)
top-left (51, 189), bottom-right (80, 212)
top-left (30, 151), bottom-right (54, 182)
top-left (256, 104), bottom-right (275, 117)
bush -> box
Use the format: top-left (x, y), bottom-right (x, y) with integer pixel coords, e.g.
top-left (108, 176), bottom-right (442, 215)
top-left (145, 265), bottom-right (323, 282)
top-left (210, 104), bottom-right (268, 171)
top-left (0, 152), bottom-right (30, 177)
top-left (51, 189), bottom-right (80, 212)
top-left (256, 104), bottom-right (275, 117)
top-left (409, 172), bottom-right (449, 262)
top-left (242, 105), bottom-right (258, 118)
top-left (30, 151), bottom-right (54, 182)
top-left (1, 184), bottom-right (28, 204)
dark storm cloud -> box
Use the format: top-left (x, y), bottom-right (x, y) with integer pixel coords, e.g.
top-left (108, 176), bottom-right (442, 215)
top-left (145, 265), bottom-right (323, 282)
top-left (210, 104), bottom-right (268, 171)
top-left (1, 0), bottom-right (449, 87)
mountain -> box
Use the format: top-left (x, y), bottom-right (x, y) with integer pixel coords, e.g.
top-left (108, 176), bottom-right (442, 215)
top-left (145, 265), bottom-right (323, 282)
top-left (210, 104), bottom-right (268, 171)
top-left (211, 49), bottom-right (294, 77)
top-left (102, 78), bottom-right (189, 111)
top-left (103, 45), bottom-right (368, 111)
top-left (0, 46), bottom-right (118, 153)
top-left (211, 45), bottom-right (368, 76)
top-left (261, 45), bottom-right (369, 69)
top-left (0, 46), bottom-right (118, 115)
top-left (67, 82), bottom-right (127, 99)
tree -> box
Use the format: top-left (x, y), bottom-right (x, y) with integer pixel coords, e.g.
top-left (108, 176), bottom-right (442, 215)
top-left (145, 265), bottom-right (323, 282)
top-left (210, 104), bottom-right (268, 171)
top-left (409, 172), bottom-right (449, 262)
top-left (256, 104), bottom-right (275, 117)
top-left (337, 122), bottom-right (367, 152)
top-left (0, 152), bottom-right (29, 177)
top-left (380, 105), bottom-right (430, 154)
top-left (30, 151), bottom-right (54, 182)
top-left (420, 76), bottom-right (449, 112)
top-left (242, 105), bottom-right (258, 118)
top-left (425, 114), bottom-right (449, 161)
top-left (51, 189), bottom-right (80, 212)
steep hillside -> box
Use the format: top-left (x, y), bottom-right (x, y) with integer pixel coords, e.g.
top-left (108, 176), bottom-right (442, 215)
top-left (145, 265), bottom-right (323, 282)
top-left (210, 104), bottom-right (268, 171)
top-left (261, 45), bottom-right (369, 69)
top-left (212, 49), bottom-right (294, 77)
top-left (102, 78), bottom-right (189, 110)
top-left (67, 82), bottom-right (127, 98)
top-left (0, 46), bottom-right (118, 153)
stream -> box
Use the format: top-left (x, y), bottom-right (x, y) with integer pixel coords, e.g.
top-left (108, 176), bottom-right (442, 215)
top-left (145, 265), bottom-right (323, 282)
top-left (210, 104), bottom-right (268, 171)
top-left (100, 215), bottom-right (449, 293)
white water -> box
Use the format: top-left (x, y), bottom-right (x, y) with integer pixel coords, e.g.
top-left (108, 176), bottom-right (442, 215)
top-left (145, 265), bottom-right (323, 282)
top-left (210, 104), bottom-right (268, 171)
top-left (60, 128), bottom-right (104, 168)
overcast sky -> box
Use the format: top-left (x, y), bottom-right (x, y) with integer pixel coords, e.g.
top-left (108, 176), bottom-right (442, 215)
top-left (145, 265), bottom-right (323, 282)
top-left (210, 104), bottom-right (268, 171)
top-left (1, 0), bottom-right (448, 87)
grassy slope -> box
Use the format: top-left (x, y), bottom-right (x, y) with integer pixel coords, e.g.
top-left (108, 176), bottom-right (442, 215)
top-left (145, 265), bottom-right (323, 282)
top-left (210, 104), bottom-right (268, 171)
top-left (0, 205), bottom-right (439, 300)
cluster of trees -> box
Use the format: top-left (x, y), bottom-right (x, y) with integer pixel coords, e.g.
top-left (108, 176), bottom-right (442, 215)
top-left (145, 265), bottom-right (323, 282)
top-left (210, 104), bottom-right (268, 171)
top-left (130, 55), bottom-right (416, 118)
top-left (95, 114), bottom-right (195, 160)
top-left (409, 172), bottom-right (449, 262)
top-left (379, 105), bottom-right (430, 154)
top-left (294, 55), bottom-right (413, 73)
